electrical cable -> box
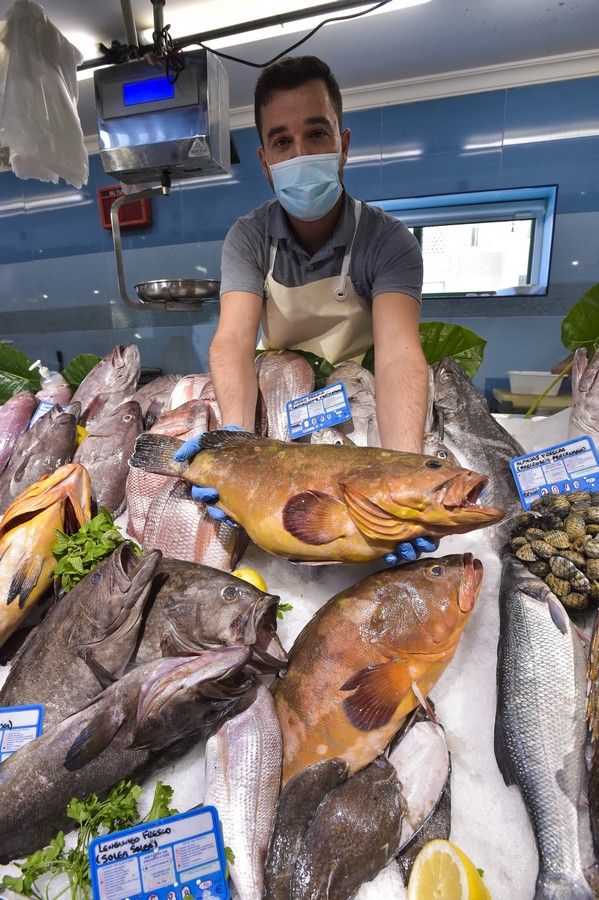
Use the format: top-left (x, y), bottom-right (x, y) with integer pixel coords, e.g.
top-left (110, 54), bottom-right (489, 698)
top-left (180, 0), bottom-right (395, 68)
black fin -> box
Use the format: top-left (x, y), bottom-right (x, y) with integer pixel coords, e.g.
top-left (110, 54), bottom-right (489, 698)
top-left (199, 430), bottom-right (269, 452)
top-left (129, 433), bottom-right (187, 476)
top-left (64, 706), bottom-right (126, 771)
top-left (78, 649), bottom-right (119, 689)
top-left (6, 558), bottom-right (44, 608)
top-left (494, 713), bottom-right (516, 787)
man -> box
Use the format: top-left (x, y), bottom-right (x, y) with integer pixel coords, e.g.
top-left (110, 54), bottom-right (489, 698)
top-left (177, 55), bottom-right (436, 563)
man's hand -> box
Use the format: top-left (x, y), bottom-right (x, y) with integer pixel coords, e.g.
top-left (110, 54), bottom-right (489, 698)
top-left (385, 536), bottom-right (439, 566)
top-left (173, 425), bottom-right (244, 526)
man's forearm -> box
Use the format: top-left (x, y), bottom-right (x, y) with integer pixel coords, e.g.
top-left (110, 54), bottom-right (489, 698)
top-left (375, 355), bottom-right (429, 453)
top-left (209, 340), bottom-right (258, 431)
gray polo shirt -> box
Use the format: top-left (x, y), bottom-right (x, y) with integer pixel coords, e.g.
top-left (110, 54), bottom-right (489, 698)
top-left (220, 192), bottom-right (422, 304)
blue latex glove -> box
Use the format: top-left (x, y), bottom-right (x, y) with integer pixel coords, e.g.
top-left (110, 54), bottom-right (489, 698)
top-left (385, 536), bottom-right (440, 566)
top-left (173, 425), bottom-right (244, 526)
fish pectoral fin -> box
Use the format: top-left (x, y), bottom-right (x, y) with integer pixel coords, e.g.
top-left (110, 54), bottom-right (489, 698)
top-left (340, 660), bottom-right (412, 732)
top-left (6, 556), bottom-right (45, 608)
top-left (64, 705), bottom-right (127, 771)
top-left (77, 648), bottom-right (120, 689)
top-left (340, 483), bottom-right (414, 542)
top-left (282, 491), bottom-right (351, 545)
top-left (411, 681), bottom-right (438, 722)
top-left (493, 713), bottom-right (516, 787)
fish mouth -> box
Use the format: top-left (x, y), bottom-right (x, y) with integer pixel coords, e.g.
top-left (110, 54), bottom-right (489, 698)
top-left (458, 552), bottom-right (483, 612)
top-left (437, 472), bottom-right (503, 520)
top-left (251, 594), bottom-right (288, 672)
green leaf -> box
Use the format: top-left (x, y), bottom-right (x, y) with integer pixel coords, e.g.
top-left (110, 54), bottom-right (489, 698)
top-left (418, 322), bottom-right (487, 378)
top-left (0, 344), bottom-right (40, 383)
top-left (144, 782), bottom-right (179, 823)
top-left (477, 868), bottom-right (485, 877)
top-left (561, 283), bottom-right (599, 354)
top-left (225, 847), bottom-right (235, 864)
top-left (276, 601), bottom-right (294, 620)
top-left (361, 345), bottom-right (375, 375)
top-left (62, 354), bottom-right (102, 389)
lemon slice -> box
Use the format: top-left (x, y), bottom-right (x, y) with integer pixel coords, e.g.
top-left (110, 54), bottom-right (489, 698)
top-left (407, 839), bottom-right (491, 900)
top-left (231, 567), bottom-right (267, 592)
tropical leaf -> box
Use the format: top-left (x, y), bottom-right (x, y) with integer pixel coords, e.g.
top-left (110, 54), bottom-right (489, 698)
top-left (561, 283), bottom-right (599, 353)
top-left (361, 323), bottom-right (486, 379)
top-left (0, 345), bottom-right (41, 403)
top-left (62, 353), bottom-right (102, 389)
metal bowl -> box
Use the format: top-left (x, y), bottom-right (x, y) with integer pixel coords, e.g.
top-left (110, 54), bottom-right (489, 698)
top-left (134, 278), bottom-right (220, 305)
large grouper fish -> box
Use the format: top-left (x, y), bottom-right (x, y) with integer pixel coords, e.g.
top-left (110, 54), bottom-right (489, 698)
top-left (130, 430), bottom-right (503, 563)
top-left (0, 647), bottom-right (253, 864)
top-left (272, 553), bottom-right (482, 782)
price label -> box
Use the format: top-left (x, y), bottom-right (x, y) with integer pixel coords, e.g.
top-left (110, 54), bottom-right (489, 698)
top-left (286, 381), bottom-right (352, 440)
top-left (89, 807), bottom-right (229, 900)
top-left (510, 435), bottom-right (599, 509)
top-left (0, 705), bottom-right (44, 762)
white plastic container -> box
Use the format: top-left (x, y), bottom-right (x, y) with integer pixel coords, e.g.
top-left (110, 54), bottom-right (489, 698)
top-left (508, 370), bottom-right (564, 396)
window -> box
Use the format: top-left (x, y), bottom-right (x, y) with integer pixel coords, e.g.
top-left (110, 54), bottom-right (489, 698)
top-left (376, 186), bottom-right (557, 298)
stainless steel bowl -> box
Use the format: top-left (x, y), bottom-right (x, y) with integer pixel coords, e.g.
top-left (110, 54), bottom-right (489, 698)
top-left (134, 278), bottom-right (220, 306)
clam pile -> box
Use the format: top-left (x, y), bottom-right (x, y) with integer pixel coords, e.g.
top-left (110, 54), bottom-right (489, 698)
top-left (509, 491), bottom-right (599, 610)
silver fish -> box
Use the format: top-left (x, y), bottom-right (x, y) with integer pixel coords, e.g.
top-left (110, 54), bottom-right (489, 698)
top-left (0, 545), bottom-right (161, 728)
top-left (0, 391), bottom-right (37, 474)
top-left (256, 351), bottom-right (315, 440)
top-left (309, 426), bottom-right (355, 446)
top-left (569, 347), bottom-right (599, 448)
top-left (422, 431), bottom-right (460, 467)
top-left (71, 344), bottom-right (140, 427)
top-left (204, 683), bottom-right (282, 900)
top-left (495, 557), bottom-right (593, 899)
top-left (0, 647), bottom-right (252, 864)
top-left (327, 361), bottom-right (380, 447)
top-left (0, 403), bottom-right (78, 515)
top-left (74, 400), bottom-right (143, 514)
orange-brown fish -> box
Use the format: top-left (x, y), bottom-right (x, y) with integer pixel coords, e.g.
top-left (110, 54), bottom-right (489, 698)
top-left (0, 463), bottom-right (92, 646)
top-left (129, 430), bottom-right (503, 563)
top-left (272, 553), bottom-right (482, 783)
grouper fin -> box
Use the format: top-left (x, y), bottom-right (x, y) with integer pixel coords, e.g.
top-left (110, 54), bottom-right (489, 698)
top-left (493, 713), bottom-right (516, 787)
top-left (341, 483), bottom-right (415, 542)
top-left (199, 429), bottom-right (270, 451)
top-left (129, 433), bottom-right (187, 477)
top-left (6, 557), bottom-right (44, 608)
top-left (340, 660), bottom-right (412, 732)
top-left (64, 705), bottom-right (127, 771)
top-left (282, 491), bottom-right (351, 545)
top-left (78, 648), bottom-right (119, 689)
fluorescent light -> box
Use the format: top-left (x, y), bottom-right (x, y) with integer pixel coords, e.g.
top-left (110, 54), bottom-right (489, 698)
top-left (77, 64), bottom-right (111, 83)
top-left (347, 148), bottom-right (423, 164)
top-left (0, 191), bottom-right (91, 218)
top-left (139, 0), bottom-right (432, 50)
top-left (464, 126), bottom-right (599, 151)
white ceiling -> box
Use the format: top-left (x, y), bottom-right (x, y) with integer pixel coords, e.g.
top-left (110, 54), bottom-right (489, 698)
top-left (3, 0), bottom-right (599, 137)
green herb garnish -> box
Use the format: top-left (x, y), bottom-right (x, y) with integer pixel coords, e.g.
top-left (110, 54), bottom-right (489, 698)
top-left (276, 602), bottom-right (294, 620)
top-left (0, 781), bottom-right (177, 900)
top-left (53, 508), bottom-right (140, 592)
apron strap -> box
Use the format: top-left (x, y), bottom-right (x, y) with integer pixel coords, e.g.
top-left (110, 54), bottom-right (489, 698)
top-left (334, 199), bottom-right (363, 302)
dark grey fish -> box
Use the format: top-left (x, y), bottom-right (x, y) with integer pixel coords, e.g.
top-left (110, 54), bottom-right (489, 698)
top-left (0, 647), bottom-right (252, 864)
top-left (290, 755), bottom-right (403, 899)
top-left (71, 344), bottom-right (140, 427)
top-left (0, 403), bottom-right (78, 515)
top-left (264, 758), bottom-right (348, 900)
top-left (131, 374), bottom-right (182, 428)
top-left (495, 557), bottom-right (593, 899)
top-left (133, 557), bottom-right (287, 673)
top-left (74, 400), bottom-right (143, 514)
top-left (0, 391), bottom-right (38, 474)
top-left (0, 544), bottom-right (161, 729)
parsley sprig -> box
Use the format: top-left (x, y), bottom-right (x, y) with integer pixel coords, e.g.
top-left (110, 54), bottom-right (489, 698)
top-left (53, 508), bottom-right (140, 592)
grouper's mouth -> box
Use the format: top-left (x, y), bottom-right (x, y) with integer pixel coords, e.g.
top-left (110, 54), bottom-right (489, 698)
top-left (437, 472), bottom-right (503, 520)
top-left (251, 594), bottom-right (288, 672)
top-left (459, 552), bottom-right (483, 612)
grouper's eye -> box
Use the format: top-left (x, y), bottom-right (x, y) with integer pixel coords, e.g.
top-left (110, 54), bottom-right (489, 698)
top-left (222, 585), bottom-right (239, 601)
top-left (437, 450), bottom-right (448, 460)
top-left (425, 459), bottom-right (443, 469)
top-left (440, 369), bottom-right (451, 382)
top-left (430, 564), bottom-right (444, 577)
top-left (90, 571), bottom-right (102, 586)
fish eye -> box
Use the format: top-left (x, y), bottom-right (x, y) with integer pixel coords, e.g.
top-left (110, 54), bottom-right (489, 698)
top-left (123, 414), bottom-right (133, 422)
top-left (425, 459), bottom-right (443, 468)
top-left (430, 564), bottom-right (444, 576)
top-left (221, 585), bottom-right (239, 601)
top-left (437, 450), bottom-right (448, 460)
top-left (440, 371), bottom-right (451, 382)
top-left (90, 571), bottom-right (102, 585)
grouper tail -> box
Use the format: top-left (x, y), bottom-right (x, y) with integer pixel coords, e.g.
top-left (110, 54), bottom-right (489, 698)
top-left (129, 433), bottom-right (187, 477)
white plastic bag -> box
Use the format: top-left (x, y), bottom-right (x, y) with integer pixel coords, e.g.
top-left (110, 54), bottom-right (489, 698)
top-left (0, 0), bottom-right (88, 188)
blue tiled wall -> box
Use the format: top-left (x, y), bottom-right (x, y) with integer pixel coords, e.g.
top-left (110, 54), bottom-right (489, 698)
top-left (1, 74), bottom-right (598, 390)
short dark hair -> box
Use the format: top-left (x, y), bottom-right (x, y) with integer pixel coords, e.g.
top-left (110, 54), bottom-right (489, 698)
top-left (254, 56), bottom-right (343, 143)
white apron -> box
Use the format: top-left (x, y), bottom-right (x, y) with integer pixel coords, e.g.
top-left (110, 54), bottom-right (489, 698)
top-left (258, 199), bottom-right (372, 365)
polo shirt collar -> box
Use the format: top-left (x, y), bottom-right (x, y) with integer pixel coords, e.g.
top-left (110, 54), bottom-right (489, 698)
top-left (267, 191), bottom-right (356, 250)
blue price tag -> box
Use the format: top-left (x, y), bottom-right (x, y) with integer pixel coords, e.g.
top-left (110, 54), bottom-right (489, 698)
top-left (89, 806), bottom-right (230, 900)
top-left (0, 705), bottom-right (44, 762)
top-left (286, 381), bottom-right (352, 440)
top-left (510, 434), bottom-right (599, 509)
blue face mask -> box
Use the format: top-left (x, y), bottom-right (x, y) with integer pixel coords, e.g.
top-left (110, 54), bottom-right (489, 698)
top-left (269, 152), bottom-right (342, 221)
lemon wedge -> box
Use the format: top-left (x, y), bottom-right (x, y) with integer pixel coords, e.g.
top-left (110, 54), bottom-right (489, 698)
top-left (407, 839), bottom-right (491, 900)
top-left (231, 567), bottom-right (268, 592)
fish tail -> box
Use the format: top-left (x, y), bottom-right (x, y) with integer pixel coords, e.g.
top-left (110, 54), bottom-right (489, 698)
top-left (535, 869), bottom-right (594, 899)
top-left (129, 433), bottom-right (187, 478)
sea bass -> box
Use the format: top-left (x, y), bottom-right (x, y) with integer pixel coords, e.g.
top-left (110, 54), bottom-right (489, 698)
top-left (130, 430), bottom-right (503, 564)
top-left (255, 350), bottom-right (315, 439)
top-left (0, 647), bottom-right (252, 863)
top-left (71, 344), bottom-right (140, 427)
top-left (204, 683), bottom-right (282, 900)
top-left (0, 403), bottom-right (78, 515)
top-left (74, 400), bottom-right (143, 514)
top-left (569, 347), bottom-right (599, 448)
top-left (133, 557), bottom-right (287, 673)
top-left (0, 545), bottom-right (161, 728)
top-left (142, 479), bottom-right (247, 572)
top-left (0, 463), bottom-right (91, 647)
top-left (0, 391), bottom-right (37, 474)
top-left (272, 554), bottom-right (482, 782)
top-left (588, 611), bottom-right (599, 860)
top-left (495, 557), bottom-right (593, 899)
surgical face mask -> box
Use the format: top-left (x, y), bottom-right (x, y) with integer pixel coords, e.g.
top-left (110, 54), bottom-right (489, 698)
top-left (269, 152), bottom-right (342, 221)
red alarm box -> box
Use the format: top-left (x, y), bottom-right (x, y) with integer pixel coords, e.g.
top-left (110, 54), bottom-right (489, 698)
top-left (97, 185), bottom-right (152, 230)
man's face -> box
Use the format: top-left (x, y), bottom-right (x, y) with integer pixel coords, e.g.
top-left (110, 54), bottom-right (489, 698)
top-left (257, 78), bottom-right (350, 186)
